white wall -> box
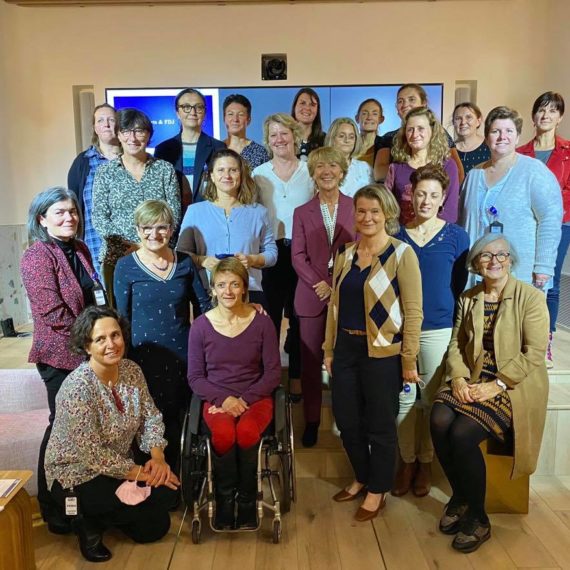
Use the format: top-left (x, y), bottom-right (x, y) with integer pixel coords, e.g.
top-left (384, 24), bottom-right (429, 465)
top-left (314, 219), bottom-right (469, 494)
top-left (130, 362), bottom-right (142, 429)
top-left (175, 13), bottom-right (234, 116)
top-left (0, 0), bottom-right (562, 225)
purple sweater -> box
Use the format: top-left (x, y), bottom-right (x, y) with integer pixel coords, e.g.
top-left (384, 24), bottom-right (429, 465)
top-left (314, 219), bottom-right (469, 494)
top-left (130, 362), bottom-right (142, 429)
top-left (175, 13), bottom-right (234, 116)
top-left (187, 312), bottom-right (281, 406)
top-left (385, 158), bottom-right (460, 224)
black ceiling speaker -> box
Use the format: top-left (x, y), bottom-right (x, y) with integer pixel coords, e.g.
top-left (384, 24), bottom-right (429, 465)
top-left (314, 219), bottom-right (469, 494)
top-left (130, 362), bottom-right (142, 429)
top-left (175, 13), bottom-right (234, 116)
top-left (262, 54), bottom-right (287, 81)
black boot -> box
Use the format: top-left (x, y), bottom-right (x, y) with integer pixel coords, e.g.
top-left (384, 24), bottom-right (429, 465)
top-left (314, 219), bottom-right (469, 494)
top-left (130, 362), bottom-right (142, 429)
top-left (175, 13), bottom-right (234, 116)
top-left (71, 516), bottom-right (111, 563)
top-left (212, 446), bottom-right (238, 530)
top-left (236, 445), bottom-right (259, 529)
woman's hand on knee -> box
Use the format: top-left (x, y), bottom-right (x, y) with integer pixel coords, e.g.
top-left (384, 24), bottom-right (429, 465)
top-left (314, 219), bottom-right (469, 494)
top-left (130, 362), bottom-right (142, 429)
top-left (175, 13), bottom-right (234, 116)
top-left (451, 377), bottom-right (473, 403)
top-left (164, 471), bottom-right (180, 490)
top-left (144, 457), bottom-right (171, 488)
top-left (222, 396), bottom-right (249, 417)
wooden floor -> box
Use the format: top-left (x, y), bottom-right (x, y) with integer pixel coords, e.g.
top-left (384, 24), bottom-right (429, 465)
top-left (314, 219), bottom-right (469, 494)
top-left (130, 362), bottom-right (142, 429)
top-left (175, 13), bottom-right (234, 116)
top-left (31, 475), bottom-right (570, 569)
top-left (4, 324), bottom-right (570, 568)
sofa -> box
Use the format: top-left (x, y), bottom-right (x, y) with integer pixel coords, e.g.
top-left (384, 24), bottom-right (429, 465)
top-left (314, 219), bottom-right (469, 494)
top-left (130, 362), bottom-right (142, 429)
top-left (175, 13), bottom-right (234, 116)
top-left (0, 369), bottom-right (49, 496)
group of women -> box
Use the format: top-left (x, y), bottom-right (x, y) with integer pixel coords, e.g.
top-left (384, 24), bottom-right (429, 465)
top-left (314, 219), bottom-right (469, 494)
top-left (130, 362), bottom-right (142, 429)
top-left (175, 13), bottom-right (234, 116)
top-left (19, 85), bottom-right (568, 558)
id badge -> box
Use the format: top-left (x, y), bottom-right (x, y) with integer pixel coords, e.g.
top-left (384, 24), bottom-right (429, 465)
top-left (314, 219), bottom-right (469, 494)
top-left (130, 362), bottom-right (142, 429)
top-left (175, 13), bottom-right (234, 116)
top-left (65, 493), bottom-right (79, 516)
top-left (93, 287), bottom-right (106, 306)
top-left (489, 220), bottom-right (503, 234)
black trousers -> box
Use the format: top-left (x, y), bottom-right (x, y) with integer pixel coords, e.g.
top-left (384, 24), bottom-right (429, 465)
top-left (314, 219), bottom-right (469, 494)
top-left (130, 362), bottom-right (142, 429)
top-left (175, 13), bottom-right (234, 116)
top-left (262, 239), bottom-right (300, 378)
top-left (36, 363), bottom-right (71, 519)
top-left (51, 476), bottom-right (177, 543)
top-left (331, 331), bottom-right (402, 494)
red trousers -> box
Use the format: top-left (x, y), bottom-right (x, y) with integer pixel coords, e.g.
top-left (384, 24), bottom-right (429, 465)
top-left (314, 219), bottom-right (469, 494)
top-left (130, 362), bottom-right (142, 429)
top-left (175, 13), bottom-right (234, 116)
top-left (203, 397), bottom-right (273, 455)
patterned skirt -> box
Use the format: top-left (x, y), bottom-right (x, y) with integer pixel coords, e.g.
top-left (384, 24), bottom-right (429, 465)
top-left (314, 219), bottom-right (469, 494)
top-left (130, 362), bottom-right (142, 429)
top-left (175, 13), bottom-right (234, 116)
top-left (434, 388), bottom-right (512, 442)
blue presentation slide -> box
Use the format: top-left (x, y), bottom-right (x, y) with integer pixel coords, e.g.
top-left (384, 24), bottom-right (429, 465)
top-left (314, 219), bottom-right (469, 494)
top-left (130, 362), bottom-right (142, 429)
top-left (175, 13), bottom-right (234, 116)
top-left (106, 84), bottom-right (444, 152)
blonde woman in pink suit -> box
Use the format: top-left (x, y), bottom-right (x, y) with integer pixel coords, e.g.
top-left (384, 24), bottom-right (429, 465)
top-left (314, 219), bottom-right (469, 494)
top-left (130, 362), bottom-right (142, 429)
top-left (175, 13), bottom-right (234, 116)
top-left (292, 147), bottom-right (356, 447)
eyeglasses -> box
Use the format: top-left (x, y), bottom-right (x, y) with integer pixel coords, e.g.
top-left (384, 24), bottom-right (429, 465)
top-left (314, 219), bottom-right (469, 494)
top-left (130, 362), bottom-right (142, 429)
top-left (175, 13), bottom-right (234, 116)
top-left (479, 252), bottom-right (510, 263)
top-left (178, 104), bottom-right (206, 115)
top-left (119, 128), bottom-right (148, 138)
top-left (138, 224), bottom-right (171, 235)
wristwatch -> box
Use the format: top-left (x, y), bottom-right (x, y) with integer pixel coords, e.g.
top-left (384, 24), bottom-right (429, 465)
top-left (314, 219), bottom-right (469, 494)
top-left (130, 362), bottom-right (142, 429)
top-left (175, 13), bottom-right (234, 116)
top-left (496, 379), bottom-right (507, 391)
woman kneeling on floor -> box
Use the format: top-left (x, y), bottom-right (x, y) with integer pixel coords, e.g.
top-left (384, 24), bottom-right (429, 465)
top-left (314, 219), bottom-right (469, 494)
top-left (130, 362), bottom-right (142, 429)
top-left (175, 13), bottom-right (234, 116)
top-left (187, 257), bottom-right (282, 530)
top-left (45, 306), bottom-right (180, 563)
top-left (431, 233), bottom-right (549, 553)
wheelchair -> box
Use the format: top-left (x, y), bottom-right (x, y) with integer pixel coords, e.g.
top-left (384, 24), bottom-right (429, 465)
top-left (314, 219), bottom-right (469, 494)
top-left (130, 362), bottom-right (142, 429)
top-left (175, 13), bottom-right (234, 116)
top-left (180, 386), bottom-right (296, 544)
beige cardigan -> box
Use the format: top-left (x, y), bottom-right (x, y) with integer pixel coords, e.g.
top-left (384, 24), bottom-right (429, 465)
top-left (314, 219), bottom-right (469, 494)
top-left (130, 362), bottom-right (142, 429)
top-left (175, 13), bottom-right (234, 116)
top-left (323, 238), bottom-right (423, 371)
top-left (443, 276), bottom-right (549, 479)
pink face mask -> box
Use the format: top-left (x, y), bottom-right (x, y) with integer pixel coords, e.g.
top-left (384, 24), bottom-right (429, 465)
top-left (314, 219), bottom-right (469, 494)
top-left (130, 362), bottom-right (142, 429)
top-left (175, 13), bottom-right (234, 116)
top-left (115, 466), bottom-right (151, 506)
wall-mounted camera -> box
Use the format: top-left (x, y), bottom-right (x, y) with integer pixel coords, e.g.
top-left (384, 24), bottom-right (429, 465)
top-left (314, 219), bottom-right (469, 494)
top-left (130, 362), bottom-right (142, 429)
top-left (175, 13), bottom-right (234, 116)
top-left (261, 54), bottom-right (287, 81)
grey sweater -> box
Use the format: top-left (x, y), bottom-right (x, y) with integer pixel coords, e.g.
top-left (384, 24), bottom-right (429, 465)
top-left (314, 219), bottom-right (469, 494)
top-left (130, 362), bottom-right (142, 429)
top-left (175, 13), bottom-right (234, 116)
top-left (460, 154), bottom-right (562, 287)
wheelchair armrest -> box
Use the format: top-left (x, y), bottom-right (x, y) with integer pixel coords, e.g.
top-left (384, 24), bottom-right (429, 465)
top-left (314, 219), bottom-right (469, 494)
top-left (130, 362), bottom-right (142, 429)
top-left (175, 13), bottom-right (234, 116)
top-left (273, 386), bottom-right (287, 434)
top-left (188, 394), bottom-right (204, 435)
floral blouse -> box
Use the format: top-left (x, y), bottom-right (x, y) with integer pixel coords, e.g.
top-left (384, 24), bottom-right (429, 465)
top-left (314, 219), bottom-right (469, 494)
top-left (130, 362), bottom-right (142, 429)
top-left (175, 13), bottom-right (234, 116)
top-left (45, 359), bottom-right (167, 490)
top-left (92, 156), bottom-right (181, 267)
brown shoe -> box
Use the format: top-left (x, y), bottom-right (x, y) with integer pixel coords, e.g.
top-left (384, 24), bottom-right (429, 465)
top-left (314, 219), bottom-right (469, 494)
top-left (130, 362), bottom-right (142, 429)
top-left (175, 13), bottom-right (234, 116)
top-left (332, 486), bottom-right (366, 502)
top-left (391, 461), bottom-right (417, 497)
top-left (413, 462), bottom-right (432, 497)
top-left (354, 494), bottom-right (387, 522)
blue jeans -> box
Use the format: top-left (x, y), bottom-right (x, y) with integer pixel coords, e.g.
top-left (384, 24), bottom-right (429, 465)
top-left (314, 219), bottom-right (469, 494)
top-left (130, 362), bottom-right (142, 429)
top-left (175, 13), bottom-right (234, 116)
top-left (547, 224), bottom-right (570, 332)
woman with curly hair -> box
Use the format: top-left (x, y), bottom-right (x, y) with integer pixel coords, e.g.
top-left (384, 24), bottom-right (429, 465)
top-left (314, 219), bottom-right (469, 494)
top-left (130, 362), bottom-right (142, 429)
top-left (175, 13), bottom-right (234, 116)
top-left (385, 107), bottom-right (460, 224)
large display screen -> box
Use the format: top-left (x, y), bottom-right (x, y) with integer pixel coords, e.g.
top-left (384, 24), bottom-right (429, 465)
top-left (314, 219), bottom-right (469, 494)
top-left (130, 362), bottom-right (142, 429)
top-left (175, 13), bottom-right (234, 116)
top-left (106, 84), bottom-right (444, 153)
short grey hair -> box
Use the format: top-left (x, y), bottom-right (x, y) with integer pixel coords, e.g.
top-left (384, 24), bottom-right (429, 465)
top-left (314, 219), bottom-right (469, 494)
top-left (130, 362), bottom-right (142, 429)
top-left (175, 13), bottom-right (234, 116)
top-left (27, 187), bottom-right (82, 243)
top-left (466, 233), bottom-right (519, 274)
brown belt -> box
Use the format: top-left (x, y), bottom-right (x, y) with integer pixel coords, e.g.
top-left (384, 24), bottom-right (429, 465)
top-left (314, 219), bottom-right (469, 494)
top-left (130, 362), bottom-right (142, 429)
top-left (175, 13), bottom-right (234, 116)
top-left (342, 328), bottom-right (367, 336)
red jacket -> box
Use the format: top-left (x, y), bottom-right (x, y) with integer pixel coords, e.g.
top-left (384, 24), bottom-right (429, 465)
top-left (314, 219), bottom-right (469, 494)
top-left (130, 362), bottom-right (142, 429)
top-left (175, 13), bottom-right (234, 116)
top-left (20, 240), bottom-right (95, 370)
top-left (517, 135), bottom-right (570, 223)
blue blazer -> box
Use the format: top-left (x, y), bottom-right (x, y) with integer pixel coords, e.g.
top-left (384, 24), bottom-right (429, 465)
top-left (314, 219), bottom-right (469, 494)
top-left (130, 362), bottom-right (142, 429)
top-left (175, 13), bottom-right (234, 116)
top-left (154, 132), bottom-right (226, 207)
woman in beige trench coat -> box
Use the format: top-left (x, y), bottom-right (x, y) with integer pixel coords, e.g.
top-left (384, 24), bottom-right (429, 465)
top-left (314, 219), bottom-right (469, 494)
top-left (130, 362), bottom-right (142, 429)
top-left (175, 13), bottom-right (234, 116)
top-left (430, 233), bottom-right (549, 554)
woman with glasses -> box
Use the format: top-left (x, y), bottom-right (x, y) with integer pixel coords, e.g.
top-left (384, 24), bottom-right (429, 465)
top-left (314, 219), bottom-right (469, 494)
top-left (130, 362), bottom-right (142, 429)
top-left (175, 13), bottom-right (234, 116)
top-left (92, 108), bottom-right (181, 302)
top-left (430, 234), bottom-right (549, 553)
top-left (324, 118), bottom-right (373, 197)
top-left (114, 200), bottom-right (210, 468)
top-left (155, 88), bottom-right (225, 210)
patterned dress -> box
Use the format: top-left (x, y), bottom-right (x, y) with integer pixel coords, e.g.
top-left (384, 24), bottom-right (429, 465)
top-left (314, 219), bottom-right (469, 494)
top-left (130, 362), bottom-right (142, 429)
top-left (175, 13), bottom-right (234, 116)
top-left (434, 301), bottom-right (513, 441)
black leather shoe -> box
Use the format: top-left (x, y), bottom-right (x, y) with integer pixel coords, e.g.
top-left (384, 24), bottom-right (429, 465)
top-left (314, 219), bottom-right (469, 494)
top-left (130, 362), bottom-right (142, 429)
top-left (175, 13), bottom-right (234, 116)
top-left (72, 517), bottom-right (112, 563)
top-left (302, 422), bottom-right (319, 448)
top-left (236, 499), bottom-right (257, 529)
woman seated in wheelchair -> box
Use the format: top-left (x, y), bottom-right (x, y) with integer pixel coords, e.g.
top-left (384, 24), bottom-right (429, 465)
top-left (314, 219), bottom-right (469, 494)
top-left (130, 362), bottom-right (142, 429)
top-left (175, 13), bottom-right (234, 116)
top-left (187, 257), bottom-right (281, 529)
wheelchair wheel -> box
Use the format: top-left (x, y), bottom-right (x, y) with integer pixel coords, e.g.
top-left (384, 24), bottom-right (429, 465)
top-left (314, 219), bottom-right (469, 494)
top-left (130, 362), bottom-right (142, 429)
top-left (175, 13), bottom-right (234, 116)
top-left (277, 452), bottom-right (292, 514)
top-left (180, 427), bottom-right (207, 506)
top-left (272, 519), bottom-right (282, 544)
top-left (191, 519), bottom-right (201, 544)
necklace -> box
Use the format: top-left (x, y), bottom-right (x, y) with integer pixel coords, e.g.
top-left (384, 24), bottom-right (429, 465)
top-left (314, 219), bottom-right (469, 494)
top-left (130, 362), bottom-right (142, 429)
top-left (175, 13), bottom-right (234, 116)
top-left (152, 260), bottom-right (169, 271)
top-left (412, 219), bottom-right (441, 242)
